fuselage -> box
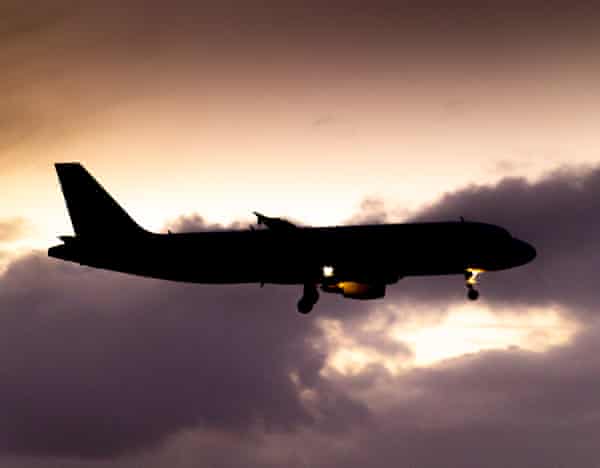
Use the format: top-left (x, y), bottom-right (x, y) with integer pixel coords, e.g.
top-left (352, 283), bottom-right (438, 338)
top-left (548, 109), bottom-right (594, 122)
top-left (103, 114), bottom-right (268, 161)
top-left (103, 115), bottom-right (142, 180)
top-left (48, 162), bottom-right (538, 312)
top-left (49, 221), bottom-right (536, 286)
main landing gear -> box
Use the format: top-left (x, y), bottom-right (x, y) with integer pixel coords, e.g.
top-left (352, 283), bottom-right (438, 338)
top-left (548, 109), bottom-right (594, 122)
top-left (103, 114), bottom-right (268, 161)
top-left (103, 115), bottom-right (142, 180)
top-left (297, 284), bottom-right (319, 314)
top-left (465, 268), bottom-right (484, 301)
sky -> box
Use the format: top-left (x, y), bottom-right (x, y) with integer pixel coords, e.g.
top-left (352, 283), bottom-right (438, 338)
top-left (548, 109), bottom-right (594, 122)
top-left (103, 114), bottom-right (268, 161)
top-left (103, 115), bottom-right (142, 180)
top-left (1, 1), bottom-right (600, 466)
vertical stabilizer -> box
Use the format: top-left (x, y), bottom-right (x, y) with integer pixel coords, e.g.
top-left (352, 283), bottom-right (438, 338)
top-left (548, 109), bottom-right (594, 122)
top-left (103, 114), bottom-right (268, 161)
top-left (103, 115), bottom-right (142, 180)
top-left (55, 163), bottom-right (146, 238)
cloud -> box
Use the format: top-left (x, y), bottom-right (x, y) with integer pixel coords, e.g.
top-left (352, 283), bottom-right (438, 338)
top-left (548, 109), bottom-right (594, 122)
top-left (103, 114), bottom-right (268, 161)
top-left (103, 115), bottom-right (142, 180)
top-left (0, 218), bottom-right (28, 242)
top-left (164, 214), bottom-right (249, 233)
top-left (312, 321), bottom-right (600, 468)
top-left (164, 213), bottom-right (306, 233)
top-left (344, 198), bottom-right (390, 225)
top-left (0, 248), bottom-right (368, 459)
top-left (5, 320), bottom-right (600, 468)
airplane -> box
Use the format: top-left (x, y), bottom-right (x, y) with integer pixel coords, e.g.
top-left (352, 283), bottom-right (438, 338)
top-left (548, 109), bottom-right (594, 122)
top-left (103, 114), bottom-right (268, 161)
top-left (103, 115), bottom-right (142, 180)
top-left (48, 163), bottom-right (536, 314)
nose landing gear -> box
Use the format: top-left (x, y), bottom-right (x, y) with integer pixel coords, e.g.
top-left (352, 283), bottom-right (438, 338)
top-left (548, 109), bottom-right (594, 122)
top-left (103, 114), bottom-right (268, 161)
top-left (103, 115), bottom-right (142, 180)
top-left (297, 284), bottom-right (319, 314)
top-left (465, 268), bottom-right (484, 301)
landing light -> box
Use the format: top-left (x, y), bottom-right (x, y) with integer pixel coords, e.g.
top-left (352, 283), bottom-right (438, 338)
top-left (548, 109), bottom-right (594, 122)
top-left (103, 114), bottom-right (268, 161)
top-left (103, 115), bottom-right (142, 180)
top-left (323, 266), bottom-right (335, 278)
top-left (466, 267), bottom-right (486, 285)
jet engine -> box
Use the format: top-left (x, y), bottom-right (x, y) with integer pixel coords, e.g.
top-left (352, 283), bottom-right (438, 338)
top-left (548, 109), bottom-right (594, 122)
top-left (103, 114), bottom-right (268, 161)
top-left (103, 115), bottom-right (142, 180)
top-left (321, 282), bottom-right (385, 300)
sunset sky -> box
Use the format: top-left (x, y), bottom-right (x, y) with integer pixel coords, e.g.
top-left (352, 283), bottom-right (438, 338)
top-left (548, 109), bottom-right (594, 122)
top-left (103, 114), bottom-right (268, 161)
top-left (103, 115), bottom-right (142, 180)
top-left (2, 2), bottom-right (600, 467)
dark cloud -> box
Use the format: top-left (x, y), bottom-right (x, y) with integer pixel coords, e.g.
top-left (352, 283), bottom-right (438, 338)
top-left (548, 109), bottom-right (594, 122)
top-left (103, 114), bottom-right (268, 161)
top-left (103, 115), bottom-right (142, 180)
top-left (317, 322), bottom-right (600, 468)
top-left (6, 320), bottom-right (600, 468)
top-left (0, 246), bottom-right (367, 459)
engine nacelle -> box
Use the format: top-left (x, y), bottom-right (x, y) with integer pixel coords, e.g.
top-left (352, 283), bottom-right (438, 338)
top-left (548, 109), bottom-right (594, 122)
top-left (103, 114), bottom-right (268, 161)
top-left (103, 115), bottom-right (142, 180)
top-left (322, 282), bottom-right (386, 300)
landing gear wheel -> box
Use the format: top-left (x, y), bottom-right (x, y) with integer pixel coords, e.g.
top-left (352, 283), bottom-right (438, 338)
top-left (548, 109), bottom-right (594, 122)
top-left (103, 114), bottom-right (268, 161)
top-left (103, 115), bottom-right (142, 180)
top-left (467, 288), bottom-right (480, 301)
top-left (297, 298), bottom-right (314, 314)
top-left (297, 284), bottom-right (319, 314)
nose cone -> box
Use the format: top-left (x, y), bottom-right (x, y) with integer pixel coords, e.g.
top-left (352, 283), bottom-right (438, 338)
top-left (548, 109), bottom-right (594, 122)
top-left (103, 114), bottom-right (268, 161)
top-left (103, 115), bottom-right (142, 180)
top-left (513, 238), bottom-right (537, 266)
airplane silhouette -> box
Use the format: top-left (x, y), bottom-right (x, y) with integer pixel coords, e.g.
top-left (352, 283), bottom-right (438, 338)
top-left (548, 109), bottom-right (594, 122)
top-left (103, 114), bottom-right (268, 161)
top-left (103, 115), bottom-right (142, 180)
top-left (48, 163), bottom-right (536, 313)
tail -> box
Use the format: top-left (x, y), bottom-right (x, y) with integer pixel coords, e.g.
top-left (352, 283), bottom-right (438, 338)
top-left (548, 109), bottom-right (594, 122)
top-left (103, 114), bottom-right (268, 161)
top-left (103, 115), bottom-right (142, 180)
top-left (55, 163), bottom-right (147, 238)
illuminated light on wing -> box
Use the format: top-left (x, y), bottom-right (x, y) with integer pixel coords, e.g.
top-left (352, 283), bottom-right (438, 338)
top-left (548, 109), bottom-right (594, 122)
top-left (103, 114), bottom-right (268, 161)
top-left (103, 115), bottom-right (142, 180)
top-left (466, 267), bottom-right (486, 285)
top-left (322, 281), bottom-right (386, 299)
top-left (337, 282), bottom-right (374, 296)
top-left (322, 265), bottom-right (335, 278)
